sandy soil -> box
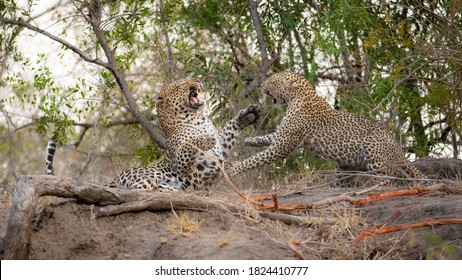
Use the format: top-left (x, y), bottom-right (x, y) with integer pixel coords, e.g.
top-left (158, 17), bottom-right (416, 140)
top-left (1, 179), bottom-right (461, 260)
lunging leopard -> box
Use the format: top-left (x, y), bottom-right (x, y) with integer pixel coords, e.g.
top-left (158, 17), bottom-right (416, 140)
top-left (224, 71), bottom-right (425, 185)
top-left (46, 78), bottom-right (261, 191)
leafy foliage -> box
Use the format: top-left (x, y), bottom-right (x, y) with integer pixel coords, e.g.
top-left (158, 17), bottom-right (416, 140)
top-left (0, 0), bottom-right (461, 184)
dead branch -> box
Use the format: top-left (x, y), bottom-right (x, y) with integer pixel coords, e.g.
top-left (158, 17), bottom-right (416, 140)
top-left (258, 212), bottom-right (336, 225)
top-left (98, 194), bottom-right (334, 225)
top-left (96, 193), bottom-right (242, 217)
top-left (311, 194), bottom-right (356, 207)
top-left (284, 183), bottom-right (447, 209)
top-left (271, 194), bottom-right (279, 210)
top-left (351, 183), bottom-right (446, 206)
top-left (354, 218), bottom-right (462, 242)
top-left (249, 182), bottom-right (452, 211)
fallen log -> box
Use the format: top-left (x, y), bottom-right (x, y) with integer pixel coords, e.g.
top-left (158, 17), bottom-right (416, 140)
top-left (4, 175), bottom-right (147, 259)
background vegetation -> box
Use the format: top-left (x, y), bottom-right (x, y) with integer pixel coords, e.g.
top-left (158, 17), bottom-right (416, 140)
top-left (1, 0), bottom-right (461, 190)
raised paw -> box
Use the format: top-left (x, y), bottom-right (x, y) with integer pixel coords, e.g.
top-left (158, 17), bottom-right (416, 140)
top-left (237, 104), bottom-right (262, 129)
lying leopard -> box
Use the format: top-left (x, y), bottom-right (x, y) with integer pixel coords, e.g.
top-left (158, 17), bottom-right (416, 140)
top-left (225, 71), bottom-right (425, 186)
top-left (46, 78), bottom-right (261, 191)
top-left (109, 78), bottom-right (261, 190)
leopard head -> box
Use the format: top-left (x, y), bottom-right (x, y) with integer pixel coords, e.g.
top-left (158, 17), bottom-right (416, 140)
top-left (156, 78), bottom-right (205, 134)
top-left (157, 78), bottom-right (204, 110)
top-left (261, 71), bottom-right (315, 104)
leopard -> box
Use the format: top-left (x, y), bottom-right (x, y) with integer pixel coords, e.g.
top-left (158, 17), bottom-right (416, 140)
top-left (102, 78), bottom-right (261, 191)
top-left (224, 71), bottom-right (425, 186)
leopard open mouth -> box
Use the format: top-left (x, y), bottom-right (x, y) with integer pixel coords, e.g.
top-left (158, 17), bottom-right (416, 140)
top-left (261, 87), bottom-right (277, 104)
top-left (189, 83), bottom-right (204, 109)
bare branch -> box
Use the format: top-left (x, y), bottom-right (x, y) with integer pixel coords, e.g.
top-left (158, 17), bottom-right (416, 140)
top-left (235, 0), bottom-right (270, 100)
top-left (0, 16), bottom-right (109, 68)
top-left (87, 0), bottom-right (166, 148)
top-left (71, 117), bottom-right (145, 147)
top-left (293, 29), bottom-right (309, 78)
top-left (237, 1), bottom-right (288, 99)
top-left (158, 0), bottom-right (174, 79)
top-left (74, 118), bottom-right (142, 129)
top-left (236, 35), bottom-right (286, 100)
top-left (248, 0), bottom-right (269, 65)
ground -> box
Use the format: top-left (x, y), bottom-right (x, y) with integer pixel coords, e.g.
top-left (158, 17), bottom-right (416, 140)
top-left (1, 176), bottom-right (461, 260)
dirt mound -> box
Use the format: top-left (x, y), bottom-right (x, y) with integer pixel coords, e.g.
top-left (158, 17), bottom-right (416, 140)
top-left (26, 201), bottom-right (295, 260)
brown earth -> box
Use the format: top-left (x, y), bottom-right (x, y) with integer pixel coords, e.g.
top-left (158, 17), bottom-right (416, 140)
top-left (1, 172), bottom-right (461, 260)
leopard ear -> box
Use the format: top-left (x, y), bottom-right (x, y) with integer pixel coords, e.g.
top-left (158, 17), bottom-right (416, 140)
top-left (290, 80), bottom-right (298, 88)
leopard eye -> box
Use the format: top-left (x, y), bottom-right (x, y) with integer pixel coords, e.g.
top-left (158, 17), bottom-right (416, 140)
top-left (289, 80), bottom-right (298, 88)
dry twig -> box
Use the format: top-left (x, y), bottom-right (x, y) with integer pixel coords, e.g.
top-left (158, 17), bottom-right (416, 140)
top-left (288, 240), bottom-right (307, 260)
top-left (354, 218), bottom-right (462, 242)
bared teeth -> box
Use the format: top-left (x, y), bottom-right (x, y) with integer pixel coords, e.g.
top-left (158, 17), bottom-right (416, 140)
top-left (189, 84), bottom-right (204, 109)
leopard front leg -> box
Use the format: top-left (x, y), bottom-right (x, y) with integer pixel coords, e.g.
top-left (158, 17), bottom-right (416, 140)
top-left (224, 144), bottom-right (292, 177)
top-left (224, 122), bottom-right (305, 177)
top-left (244, 132), bottom-right (276, 147)
top-left (218, 104), bottom-right (262, 158)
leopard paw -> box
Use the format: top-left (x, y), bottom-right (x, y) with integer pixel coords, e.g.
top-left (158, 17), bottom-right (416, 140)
top-left (237, 104), bottom-right (262, 129)
top-left (223, 160), bottom-right (238, 177)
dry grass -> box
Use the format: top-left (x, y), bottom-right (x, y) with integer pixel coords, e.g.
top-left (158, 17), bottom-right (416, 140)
top-left (167, 209), bottom-right (202, 237)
